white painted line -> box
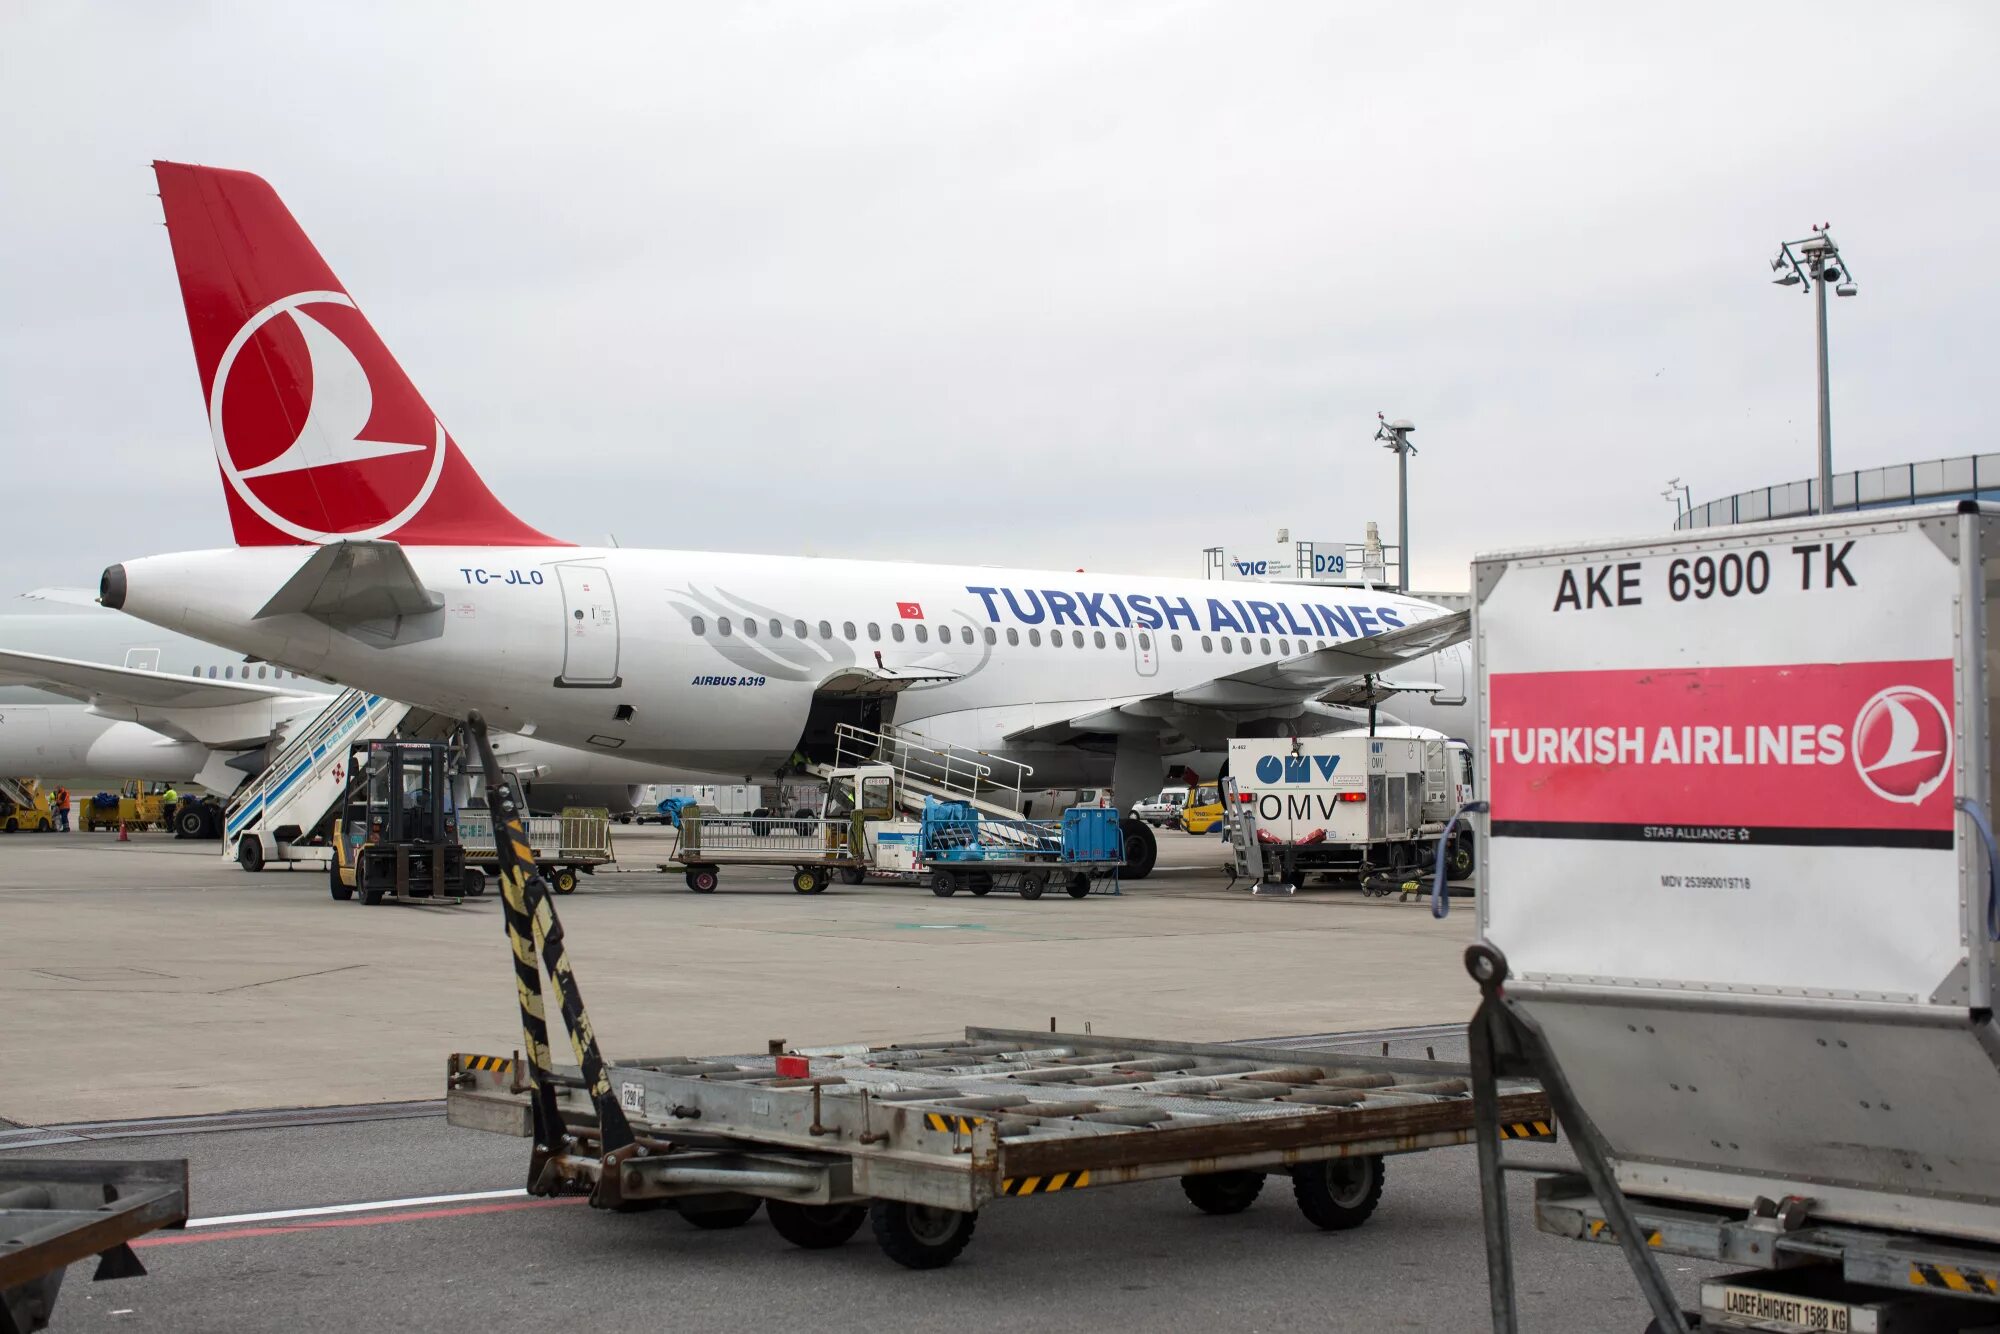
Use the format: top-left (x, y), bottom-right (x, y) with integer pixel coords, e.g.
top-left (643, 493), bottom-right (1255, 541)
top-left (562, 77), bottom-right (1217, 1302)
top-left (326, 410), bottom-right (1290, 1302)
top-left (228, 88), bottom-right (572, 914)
top-left (187, 1187), bottom-right (527, 1228)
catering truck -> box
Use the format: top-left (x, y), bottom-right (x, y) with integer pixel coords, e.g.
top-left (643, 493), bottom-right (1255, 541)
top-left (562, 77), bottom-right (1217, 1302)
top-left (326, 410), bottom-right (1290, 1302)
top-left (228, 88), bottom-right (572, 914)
top-left (1462, 502), bottom-right (2000, 1334)
top-left (1226, 730), bottom-right (1473, 891)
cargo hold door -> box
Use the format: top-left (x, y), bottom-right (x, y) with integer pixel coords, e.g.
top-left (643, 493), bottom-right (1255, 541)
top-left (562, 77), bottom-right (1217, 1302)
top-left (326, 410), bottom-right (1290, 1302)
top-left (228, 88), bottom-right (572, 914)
top-left (555, 564), bottom-right (621, 688)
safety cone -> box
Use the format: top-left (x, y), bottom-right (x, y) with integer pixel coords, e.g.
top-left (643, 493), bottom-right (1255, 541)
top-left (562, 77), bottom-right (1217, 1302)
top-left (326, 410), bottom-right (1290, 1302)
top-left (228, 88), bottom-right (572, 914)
top-left (117, 821), bottom-right (129, 842)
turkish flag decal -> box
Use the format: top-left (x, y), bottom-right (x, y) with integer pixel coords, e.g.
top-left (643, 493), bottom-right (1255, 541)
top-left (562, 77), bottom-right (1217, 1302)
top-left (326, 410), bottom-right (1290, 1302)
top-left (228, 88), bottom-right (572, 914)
top-left (897, 601), bottom-right (924, 619)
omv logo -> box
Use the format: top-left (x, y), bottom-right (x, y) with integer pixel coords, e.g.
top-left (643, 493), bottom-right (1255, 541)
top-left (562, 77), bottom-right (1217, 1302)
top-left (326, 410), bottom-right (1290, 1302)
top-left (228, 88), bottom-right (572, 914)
top-left (1254, 754), bottom-right (1341, 783)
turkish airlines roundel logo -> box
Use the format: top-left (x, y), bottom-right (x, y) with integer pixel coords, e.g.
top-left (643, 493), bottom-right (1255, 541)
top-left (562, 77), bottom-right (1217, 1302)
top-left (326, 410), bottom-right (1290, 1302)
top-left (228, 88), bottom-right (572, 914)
top-left (1852, 685), bottom-right (1953, 806)
top-left (207, 290), bottom-right (446, 542)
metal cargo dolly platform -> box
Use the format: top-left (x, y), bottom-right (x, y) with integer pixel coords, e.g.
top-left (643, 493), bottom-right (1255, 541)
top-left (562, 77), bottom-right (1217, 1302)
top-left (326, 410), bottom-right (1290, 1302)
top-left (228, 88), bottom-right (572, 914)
top-left (452, 712), bottom-right (1553, 1269)
top-left (1, 1158), bottom-right (187, 1333)
top-left (919, 803), bottom-right (1124, 900)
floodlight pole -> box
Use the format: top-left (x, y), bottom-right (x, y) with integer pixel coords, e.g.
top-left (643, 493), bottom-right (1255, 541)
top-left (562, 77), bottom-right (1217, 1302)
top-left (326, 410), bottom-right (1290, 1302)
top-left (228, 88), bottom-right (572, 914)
top-left (1770, 226), bottom-right (1856, 515)
top-left (1375, 414), bottom-right (1417, 592)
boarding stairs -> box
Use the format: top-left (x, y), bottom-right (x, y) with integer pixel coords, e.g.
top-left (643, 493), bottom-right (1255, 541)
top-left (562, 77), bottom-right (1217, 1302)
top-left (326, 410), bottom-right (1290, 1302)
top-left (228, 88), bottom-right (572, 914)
top-left (813, 722), bottom-right (1034, 823)
top-left (0, 777), bottom-right (39, 810)
top-left (220, 688), bottom-right (449, 866)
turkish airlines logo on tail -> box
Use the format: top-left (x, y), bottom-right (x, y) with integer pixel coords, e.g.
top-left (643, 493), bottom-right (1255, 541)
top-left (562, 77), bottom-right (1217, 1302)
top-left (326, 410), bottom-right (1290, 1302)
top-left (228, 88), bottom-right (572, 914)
top-left (209, 291), bottom-right (446, 542)
top-left (1852, 685), bottom-right (1952, 806)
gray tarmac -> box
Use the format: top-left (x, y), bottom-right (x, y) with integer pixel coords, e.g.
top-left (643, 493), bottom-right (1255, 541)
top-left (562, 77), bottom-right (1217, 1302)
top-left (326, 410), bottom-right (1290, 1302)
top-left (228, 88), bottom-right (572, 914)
top-left (2, 825), bottom-right (1719, 1331)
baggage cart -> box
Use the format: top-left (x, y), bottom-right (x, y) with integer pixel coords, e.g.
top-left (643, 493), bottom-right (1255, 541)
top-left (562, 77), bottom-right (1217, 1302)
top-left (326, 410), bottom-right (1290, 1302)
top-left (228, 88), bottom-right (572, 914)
top-left (918, 800), bottom-right (1123, 899)
top-left (458, 807), bottom-right (614, 896)
top-left (1461, 502), bottom-right (2000, 1333)
top-left (450, 711), bottom-right (1554, 1270)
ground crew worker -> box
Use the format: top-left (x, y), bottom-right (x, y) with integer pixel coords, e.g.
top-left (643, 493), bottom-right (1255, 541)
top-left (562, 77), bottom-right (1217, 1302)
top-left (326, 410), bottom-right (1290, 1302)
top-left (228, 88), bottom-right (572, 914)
top-left (54, 786), bottom-right (70, 832)
top-left (161, 786), bottom-right (180, 830)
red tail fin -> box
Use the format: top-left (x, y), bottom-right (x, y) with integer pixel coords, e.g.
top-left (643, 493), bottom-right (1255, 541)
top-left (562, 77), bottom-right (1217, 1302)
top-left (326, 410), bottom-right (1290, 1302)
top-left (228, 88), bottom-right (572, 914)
top-left (152, 161), bottom-right (562, 547)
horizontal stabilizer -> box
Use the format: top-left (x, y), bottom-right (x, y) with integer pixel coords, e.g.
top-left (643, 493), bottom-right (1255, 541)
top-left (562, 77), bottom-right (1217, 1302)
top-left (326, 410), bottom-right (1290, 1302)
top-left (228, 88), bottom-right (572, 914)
top-left (255, 541), bottom-right (443, 625)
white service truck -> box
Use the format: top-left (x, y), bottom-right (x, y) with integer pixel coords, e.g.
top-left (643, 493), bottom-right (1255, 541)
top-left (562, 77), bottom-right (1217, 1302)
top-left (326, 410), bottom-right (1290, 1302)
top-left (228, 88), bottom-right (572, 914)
top-left (1464, 502), bottom-right (2000, 1334)
top-left (1227, 730), bottom-right (1474, 891)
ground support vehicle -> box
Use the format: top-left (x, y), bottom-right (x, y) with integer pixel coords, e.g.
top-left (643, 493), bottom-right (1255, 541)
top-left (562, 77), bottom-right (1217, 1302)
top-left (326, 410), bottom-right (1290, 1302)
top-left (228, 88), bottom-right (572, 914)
top-left (326, 738), bottom-right (471, 903)
top-left (0, 1158), bottom-right (187, 1332)
top-left (1463, 503), bottom-right (2000, 1333)
top-left (457, 807), bottom-right (613, 896)
top-left (453, 708), bottom-right (1554, 1270)
top-left (920, 800), bottom-right (1124, 899)
top-left (1132, 786), bottom-right (1187, 829)
top-left (0, 778), bottom-right (54, 833)
top-left (77, 781), bottom-right (165, 833)
top-left (1178, 781), bottom-right (1226, 835)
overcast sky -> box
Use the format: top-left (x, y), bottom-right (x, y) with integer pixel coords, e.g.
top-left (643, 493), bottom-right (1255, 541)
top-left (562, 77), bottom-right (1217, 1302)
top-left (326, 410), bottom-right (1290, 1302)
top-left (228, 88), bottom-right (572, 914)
top-left (2, 2), bottom-right (1996, 595)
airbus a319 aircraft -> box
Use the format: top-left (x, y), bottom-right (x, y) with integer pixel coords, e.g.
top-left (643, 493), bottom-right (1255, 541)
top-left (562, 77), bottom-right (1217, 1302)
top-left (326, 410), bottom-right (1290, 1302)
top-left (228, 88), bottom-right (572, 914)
top-left (100, 162), bottom-right (1470, 877)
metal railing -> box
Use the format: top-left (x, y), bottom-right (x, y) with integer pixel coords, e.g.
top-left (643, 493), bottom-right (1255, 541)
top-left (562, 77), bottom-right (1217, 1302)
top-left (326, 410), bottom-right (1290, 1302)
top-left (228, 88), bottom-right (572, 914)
top-left (922, 816), bottom-right (1065, 864)
top-left (671, 813), bottom-right (858, 864)
top-left (833, 722), bottom-right (1034, 814)
top-left (1677, 451), bottom-right (2000, 530)
top-left (460, 808), bottom-right (615, 863)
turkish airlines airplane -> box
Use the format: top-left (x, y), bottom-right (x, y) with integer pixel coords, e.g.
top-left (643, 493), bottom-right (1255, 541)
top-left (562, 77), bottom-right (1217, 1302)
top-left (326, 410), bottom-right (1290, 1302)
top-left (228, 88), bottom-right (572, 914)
top-left (100, 162), bottom-right (1471, 877)
top-left (0, 594), bottom-right (686, 820)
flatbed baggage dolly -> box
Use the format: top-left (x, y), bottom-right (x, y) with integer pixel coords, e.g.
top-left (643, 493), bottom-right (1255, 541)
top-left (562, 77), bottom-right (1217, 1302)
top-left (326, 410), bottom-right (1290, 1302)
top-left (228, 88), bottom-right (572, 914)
top-left (454, 712), bottom-right (1554, 1269)
top-left (1461, 504), bottom-right (2000, 1333)
top-left (919, 800), bottom-right (1124, 899)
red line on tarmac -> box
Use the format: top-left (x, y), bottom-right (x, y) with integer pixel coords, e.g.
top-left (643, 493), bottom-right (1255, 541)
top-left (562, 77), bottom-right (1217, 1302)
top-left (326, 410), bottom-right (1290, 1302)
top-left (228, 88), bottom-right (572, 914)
top-left (134, 1195), bottom-right (587, 1246)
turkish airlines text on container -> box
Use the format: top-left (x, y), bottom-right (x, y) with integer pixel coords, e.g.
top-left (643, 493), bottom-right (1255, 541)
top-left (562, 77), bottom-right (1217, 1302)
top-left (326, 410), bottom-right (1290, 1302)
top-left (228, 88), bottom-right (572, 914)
top-left (1487, 661), bottom-right (1955, 848)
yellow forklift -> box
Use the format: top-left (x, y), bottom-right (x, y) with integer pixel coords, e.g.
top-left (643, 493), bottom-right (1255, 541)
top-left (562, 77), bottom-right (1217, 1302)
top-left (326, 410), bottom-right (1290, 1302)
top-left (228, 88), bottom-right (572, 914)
top-left (328, 738), bottom-right (474, 904)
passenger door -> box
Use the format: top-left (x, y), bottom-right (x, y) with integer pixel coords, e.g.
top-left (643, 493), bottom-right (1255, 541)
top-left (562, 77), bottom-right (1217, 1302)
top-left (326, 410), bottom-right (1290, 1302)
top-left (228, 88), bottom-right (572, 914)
top-left (555, 564), bottom-right (622, 688)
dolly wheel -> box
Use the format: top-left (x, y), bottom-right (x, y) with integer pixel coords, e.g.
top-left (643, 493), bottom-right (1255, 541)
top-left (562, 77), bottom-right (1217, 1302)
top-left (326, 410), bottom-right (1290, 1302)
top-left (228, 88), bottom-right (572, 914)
top-left (835, 867), bottom-right (866, 885)
top-left (766, 1200), bottom-right (868, 1249)
top-left (1020, 872), bottom-right (1048, 901)
top-left (677, 1193), bottom-right (762, 1229)
top-left (1291, 1155), bottom-right (1384, 1230)
top-left (686, 867), bottom-right (719, 894)
top-left (930, 870), bottom-right (959, 898)
top-left (1066, 873), bottom-right (1092, 899)
top-left (551, 866), bottom-right (579, 894)
top-left (1181, 1170), bottom-right (1266, 1215)
top-left (968, 874), bottom-right (993, 897)
top-left (461, 868), bottom-right (487, 898)
top-left (869, 1200), bottom-right (976, 1270)
top-left (792, 867), bottom-right (822, 894)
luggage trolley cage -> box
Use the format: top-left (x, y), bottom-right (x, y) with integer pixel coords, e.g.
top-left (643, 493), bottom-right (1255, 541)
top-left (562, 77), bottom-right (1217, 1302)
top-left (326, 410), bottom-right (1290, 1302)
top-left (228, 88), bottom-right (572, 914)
top-left (449, 711), bottom-right (1554, 1271)
top-left (1463, 503), bottom-right (2000, 1334)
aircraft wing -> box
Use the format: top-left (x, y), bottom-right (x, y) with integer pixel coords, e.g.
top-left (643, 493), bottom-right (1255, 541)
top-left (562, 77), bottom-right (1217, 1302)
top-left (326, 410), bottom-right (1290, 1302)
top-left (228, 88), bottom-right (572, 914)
top-left (0, 648), bottom-right (294, 709)
top-left (1006, 610), bottom-right (1469, 745)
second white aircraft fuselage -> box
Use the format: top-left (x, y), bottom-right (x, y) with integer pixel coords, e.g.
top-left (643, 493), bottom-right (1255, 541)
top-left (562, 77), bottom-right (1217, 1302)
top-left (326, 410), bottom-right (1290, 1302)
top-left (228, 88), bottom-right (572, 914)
top-left (109, 546), bottom-right (1466, 785)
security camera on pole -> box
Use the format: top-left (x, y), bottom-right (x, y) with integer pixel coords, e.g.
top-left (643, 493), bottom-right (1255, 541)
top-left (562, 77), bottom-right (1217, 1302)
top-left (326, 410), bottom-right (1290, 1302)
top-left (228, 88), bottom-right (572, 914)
top-left (1769, 224), bottom-right (1858, 515)
top-left (1374, 413), bottom-right (1416, 593)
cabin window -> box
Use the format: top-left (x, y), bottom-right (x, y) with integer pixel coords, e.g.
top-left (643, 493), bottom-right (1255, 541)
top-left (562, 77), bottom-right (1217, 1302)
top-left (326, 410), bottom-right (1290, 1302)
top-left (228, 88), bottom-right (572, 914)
top-left (1007, 628), bottom-right (1020, 646)
top-left (718, 617), bottom-right (731, 637)
top-left (984, 627), bottom-right (997, 645)
top-left (1167, 634), bottom-right (1180, 652)
top-left (744, 618), bottom-right (758, 638)
top-left (914, 624), bottom-right (929, 643)
top-left (1277, 639), bottom-right (1290, 656)
top-left (258, 665), bottom-right (268, 678)
top-left (1093, 631), bottom-right (1107, 649)
top-left (1200, 636), bottom-right (1212, 653)
top-left (843, 621), bottom-right (856, 640)
top-left (1114, 632), bottom-right (1126, 649)
top-left (769, 619), bottom-right (782, 638)
top-left (890, 623), bottom-right (905, 642)
top-left (867, 623), bottom-right (880, 641)
top-left (1049, 631), bottom-right (1062, 649)
top-left (690, 615), bottom-right (706, 636)
top-left (1029, 628), bottom-right (1041, 646)
top-left (818, 620), bottom-right (832, 640)
top-left (1240, 637), bottom-right (1252, 654)
top-left (1220, 638), bottom-right (1233, 654)
top-left (1260, 638), bottom-right (1271, 655)
top-left (1071, 631), bottom-right (1084, 648)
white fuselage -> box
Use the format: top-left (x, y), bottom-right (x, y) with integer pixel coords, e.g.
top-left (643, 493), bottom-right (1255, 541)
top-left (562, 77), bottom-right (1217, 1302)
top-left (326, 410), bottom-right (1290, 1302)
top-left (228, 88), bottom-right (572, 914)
top-left (110, 546), bottom-right (1471, 786)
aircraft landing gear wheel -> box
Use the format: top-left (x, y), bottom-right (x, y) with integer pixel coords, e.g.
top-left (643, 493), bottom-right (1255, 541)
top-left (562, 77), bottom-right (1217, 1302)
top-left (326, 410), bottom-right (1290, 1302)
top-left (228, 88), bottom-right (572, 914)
top-left (930, 870), bottom-right (960, 897)
top-left (676, 1194), bottom-right (762, 1229)
top-left (551, 866), bottom-right (579, 894)
top-left (766, 1200), bottom-right (868, 1249)
top-left (173, 805), bottom-right (206, 839)
top-left (1119, 817), bottom-right (1157, 880)
top-left (835, 866), bottom-right (866, 885)
top-left (461, 868), bottom-right (486, 897)
top-left (1066, 873), bottom-right (1092, 899)
top-left (237, 835), bottom-right (264, 873)
top-left (1182, 1170), bottom-right (1266, 1215)
top-left (1020, 871), bottom-right (1048, 901)
top-left (686, 867), bottom-right (719, 894)
top-left (869, 1200), bottom-right (976, 1270)
top-left (1291, 1155), bottom-right (1384, 1230)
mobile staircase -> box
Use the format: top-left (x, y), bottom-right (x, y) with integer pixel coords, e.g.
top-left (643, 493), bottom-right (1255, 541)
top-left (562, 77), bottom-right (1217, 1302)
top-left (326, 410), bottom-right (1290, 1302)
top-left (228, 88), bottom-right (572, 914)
top-left (813, 722), bottom-right (1034, 821)
top-left (220, 688), bottom-right (452, 871)
top-left (0, 776), bottom-right (39, 810)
